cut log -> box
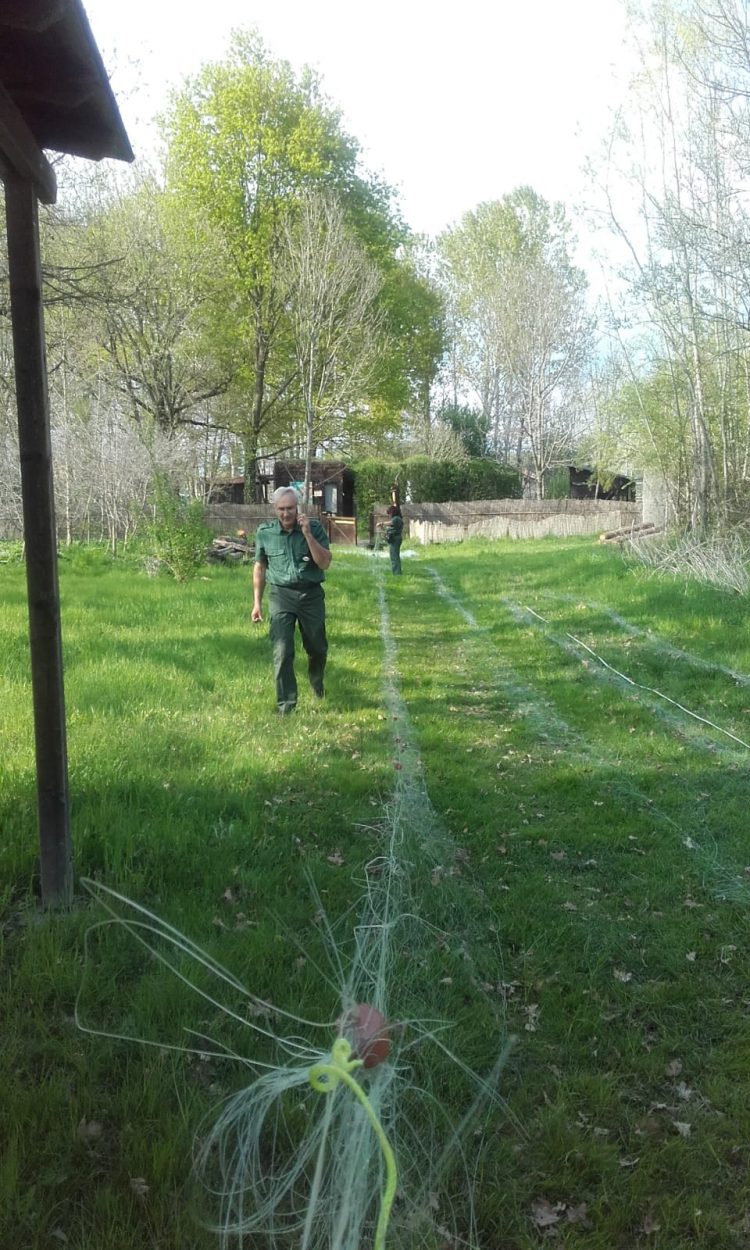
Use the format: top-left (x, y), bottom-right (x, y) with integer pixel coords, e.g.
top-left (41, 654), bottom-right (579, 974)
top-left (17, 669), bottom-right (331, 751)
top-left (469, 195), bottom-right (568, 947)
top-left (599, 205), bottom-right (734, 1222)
top-left (206, 535), bottom-right (255, 563)
top-left (599, 523), bottom-right (663, 544)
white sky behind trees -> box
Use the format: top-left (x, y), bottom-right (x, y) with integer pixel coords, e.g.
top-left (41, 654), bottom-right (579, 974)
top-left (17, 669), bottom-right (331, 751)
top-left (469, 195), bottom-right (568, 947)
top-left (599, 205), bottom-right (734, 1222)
top-left (82, 0), bottom-right (636, 249)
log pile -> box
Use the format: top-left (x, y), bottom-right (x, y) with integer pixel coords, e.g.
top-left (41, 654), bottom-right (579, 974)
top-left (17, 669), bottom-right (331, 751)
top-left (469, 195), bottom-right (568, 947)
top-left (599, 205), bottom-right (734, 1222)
top-left (206, 533), bottom-right (255, 563)
top-left (598, 521), bottom-right (662, 544)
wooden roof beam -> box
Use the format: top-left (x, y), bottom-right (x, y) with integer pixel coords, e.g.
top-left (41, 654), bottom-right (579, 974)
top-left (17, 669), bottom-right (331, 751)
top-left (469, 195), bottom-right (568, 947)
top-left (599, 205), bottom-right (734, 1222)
top-left (0, 79), bottom-right (57, 203)
top-left (0, 1), bottom-right (65, 32)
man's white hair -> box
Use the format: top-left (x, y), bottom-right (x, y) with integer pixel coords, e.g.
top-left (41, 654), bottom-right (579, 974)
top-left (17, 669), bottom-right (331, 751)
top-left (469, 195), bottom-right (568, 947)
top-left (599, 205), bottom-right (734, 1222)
top-left (272, 486), bottom-right (301, 506)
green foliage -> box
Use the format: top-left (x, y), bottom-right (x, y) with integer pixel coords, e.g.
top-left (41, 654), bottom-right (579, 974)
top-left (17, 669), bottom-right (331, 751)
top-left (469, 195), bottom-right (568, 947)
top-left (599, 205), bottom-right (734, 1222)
top-left (439, 404), bottom-right (490, 458)
top-left (403, 455), bottom-right (465, 502)
top-left (373, 257), bottom-right (447, 417)
top-left (351, 457), bottom-right (522, 512)
top-left (145, 475), bottom-right (212, 580)
top-left (544, 467), bottom-right (571, 499)
top-left (349, 457), bottom-right (398, 518)
top-left (162, 32), bottom-right (416, 468)
top-left (437, 187), bottom-right (590, 476)
top-left (457, 458), bottom-right (522, 501)
top-left (0, 541), bottom-right (24, 564)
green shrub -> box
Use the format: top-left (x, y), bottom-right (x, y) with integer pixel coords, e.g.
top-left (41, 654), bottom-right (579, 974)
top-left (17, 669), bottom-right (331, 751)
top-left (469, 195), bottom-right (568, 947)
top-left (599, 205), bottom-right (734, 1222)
top-left (350, 458), bottom-right (403, 518)
top-left (544, 468), bottom-right (570, 499)
top-left (0, 540), bottom-right (25, 564)
top-left (459, 459), bottom-right (522, 501)
top-left (145, 475), bottom-right (212, 581)
top-left (351, 457), bottom-right (521, 512)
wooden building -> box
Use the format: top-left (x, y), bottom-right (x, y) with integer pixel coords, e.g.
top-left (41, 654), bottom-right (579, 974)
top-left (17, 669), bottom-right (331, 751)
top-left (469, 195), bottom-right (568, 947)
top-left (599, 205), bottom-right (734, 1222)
top-left (569, 466), bottom-right (636, 502)
top-left (273, 459), bottom-right (355, 516)
top-left (210, 459), bottom-right (355, 516)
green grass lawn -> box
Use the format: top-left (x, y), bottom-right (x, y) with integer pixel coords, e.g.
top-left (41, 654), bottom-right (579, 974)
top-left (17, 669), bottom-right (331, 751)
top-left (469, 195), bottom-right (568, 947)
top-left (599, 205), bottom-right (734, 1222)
top-left (2, 538), bottom-right (750, 1249)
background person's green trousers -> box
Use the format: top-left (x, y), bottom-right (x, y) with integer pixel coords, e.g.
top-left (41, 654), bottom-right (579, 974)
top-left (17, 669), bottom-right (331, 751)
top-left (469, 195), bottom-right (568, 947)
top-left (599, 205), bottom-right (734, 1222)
top-left (389, 539), bottom-right (402, 574)
top-left (268, 583), bottom-right (327, 712)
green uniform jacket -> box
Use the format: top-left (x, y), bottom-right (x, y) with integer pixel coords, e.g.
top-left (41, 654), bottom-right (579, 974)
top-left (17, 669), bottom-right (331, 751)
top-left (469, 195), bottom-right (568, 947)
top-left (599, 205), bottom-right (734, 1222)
top-left (255, 518), bottom-right (330, 586)
top-left (385, 515), bottom-right (403, 543)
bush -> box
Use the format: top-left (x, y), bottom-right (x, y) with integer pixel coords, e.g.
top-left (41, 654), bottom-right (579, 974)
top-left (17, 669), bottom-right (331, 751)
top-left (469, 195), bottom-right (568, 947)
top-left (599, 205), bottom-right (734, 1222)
top-left (544, 468), bottom-right (571, 500)
top-left (460, 460), bottom-right (522, 501)
top-left (349, 458), bottom-right (400, 519)
top-left (145, 475), bottom-right (212, 581)
top-left (0, 540), bottom-right (25, 564)
top-left (351, 457), bottom-right (522, 513)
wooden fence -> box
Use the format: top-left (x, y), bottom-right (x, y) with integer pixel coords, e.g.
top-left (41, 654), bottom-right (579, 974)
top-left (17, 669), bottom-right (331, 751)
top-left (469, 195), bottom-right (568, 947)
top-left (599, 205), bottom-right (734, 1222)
top-left (372, 498), bottom-right (641, 544)
top-left (205, 503), bottom-right (357, 545)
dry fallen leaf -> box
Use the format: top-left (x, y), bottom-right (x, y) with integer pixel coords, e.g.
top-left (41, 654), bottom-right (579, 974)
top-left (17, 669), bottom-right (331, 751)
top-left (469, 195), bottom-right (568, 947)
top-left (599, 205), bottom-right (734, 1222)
top-left (566, 1202), bottom-right (592, 1227)
top-left (530, 1198), bottom-right (564, 1229)
top-left (77, 1118), bottom-right (103, 1142)
top-left (523, 1003), bottom-right (541, 1032)
top-left (246, 998), bottom-right (275, 1019)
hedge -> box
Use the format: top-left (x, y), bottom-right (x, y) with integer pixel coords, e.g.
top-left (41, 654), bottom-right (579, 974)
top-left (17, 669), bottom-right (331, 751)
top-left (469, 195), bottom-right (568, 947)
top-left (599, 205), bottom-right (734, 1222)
top-left (350, 457), bottom-right (522, 515)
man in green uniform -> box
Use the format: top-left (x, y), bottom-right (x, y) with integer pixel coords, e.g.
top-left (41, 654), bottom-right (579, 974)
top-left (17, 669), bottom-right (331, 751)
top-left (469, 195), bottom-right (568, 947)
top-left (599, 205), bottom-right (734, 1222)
top-left (252, 487), bottom-right (332, 714)
top-left (384, 504), bottom-right (403, 574)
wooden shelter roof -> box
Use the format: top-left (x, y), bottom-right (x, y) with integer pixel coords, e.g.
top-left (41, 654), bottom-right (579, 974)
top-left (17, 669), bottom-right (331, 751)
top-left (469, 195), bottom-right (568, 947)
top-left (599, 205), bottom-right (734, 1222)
top-left (0, 0), bottom-right (134, 172)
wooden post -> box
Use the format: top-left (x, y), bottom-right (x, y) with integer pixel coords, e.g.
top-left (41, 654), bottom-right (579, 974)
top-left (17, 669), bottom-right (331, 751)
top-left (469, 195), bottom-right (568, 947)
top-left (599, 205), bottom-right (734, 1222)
top-left (5, 174), bottom-right (72, 907)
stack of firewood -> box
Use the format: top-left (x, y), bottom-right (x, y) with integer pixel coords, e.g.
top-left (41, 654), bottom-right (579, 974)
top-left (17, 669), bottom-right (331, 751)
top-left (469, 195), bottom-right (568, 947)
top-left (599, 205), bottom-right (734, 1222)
top-left (206, 533), bottom-right (255, 563)
top-left (598, 521), bottom-right (662, 545)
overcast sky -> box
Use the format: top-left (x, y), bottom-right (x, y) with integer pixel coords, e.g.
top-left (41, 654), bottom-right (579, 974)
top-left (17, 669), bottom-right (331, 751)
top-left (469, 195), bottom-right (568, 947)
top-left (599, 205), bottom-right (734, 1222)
top-left (81, 0), bottom-right (635, 242)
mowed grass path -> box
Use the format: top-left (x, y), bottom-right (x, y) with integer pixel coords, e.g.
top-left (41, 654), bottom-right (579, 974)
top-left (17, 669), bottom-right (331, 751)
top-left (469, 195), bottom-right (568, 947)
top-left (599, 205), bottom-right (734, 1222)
top-left (2, 539), bottom-right (750, 1248)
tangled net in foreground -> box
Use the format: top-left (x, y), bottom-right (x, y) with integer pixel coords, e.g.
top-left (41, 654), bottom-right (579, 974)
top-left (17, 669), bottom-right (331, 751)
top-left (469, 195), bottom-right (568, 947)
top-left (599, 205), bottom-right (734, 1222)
top-left (78, 833), bottom-right (511, 1250)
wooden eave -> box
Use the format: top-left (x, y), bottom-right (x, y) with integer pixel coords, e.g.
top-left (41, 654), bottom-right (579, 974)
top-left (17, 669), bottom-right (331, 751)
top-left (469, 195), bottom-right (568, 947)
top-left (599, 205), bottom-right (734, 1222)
top-left (0, 0), bottom-right (134, 188)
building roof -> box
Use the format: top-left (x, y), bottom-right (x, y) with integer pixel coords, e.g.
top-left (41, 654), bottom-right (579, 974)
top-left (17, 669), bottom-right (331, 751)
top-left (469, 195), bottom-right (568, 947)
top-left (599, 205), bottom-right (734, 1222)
top-left (0, 0), bottom-right (134, 165)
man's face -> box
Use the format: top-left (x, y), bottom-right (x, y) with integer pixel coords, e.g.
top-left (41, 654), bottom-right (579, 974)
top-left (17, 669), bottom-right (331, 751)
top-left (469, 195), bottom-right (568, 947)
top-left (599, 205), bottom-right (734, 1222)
top-left (275, 494), bottom-right (298, 531)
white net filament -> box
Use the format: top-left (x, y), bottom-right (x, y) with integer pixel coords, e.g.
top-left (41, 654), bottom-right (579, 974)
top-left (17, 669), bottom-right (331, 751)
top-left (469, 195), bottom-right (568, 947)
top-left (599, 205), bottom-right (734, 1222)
top-left (77, 557), bottom-right (512, 1250)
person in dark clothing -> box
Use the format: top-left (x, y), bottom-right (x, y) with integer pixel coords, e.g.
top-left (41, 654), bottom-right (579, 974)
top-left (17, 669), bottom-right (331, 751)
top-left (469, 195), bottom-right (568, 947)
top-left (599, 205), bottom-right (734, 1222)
top-left (252, 487), bottom-right (332, 714)
top-left (384, 504), bottom-right (403, 575)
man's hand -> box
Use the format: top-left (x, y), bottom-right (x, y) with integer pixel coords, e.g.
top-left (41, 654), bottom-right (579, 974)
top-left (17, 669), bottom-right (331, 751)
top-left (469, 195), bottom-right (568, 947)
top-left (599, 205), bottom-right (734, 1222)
top-left (297, 512), bottom-right (332, 570)
top-left (251, 605), bottom-right (263, 623)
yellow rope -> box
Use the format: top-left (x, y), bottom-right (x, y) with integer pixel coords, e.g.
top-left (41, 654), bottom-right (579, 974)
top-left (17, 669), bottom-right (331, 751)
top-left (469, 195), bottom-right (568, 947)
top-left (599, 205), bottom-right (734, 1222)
top-left (309, 1037), bottom-right (398, 1250)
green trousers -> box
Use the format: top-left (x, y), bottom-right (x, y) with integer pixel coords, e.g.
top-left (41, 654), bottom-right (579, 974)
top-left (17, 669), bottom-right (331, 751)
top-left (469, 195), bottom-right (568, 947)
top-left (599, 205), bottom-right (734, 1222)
top-left (388, 539), bottom-right (402, 574)
top-left (268, 583), bottom-right (327, 712)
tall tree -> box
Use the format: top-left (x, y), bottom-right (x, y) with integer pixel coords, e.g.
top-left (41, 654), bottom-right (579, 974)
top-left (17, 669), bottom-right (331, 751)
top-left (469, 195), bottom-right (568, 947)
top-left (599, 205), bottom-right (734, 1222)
top-left (163, 32), bottom-right (402, 496)
top-left (279, 190), bottom-right (384, 501)
top-left (439, 188), bottom-right (591, 494)
top-left (593, 0), bottom-right (750, 527)
top-left (79, 174), bottom-right (234, 435)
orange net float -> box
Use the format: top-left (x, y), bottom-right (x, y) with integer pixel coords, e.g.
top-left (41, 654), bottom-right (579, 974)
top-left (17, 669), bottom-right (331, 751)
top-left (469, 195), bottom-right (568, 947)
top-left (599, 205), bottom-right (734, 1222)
top-left (342, 1002), bottom-right (391, 1069)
